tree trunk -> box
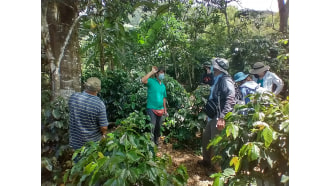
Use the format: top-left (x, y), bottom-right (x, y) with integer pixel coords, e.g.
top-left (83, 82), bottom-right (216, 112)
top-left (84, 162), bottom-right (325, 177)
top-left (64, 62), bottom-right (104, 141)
top-left (42, 0), bottom-right (81, 100)
top-left (223, 1), bottom-right (230, 37)
top-left (99, 27), bottom-right (105, 73)
top-left (278, 0), bottom-right (289, 32)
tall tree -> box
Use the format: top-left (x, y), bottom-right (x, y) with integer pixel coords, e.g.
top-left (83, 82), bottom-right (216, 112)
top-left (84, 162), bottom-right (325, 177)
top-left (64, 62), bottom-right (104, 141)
top-left (278, 0), bottom-right (289, 32)
top-left (41, 0), bottom-right (81, 100)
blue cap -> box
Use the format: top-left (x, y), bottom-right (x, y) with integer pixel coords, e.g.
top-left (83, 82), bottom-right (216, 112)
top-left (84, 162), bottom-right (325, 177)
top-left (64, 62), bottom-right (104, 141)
top-left (233, 72), bottom-right (249, 82)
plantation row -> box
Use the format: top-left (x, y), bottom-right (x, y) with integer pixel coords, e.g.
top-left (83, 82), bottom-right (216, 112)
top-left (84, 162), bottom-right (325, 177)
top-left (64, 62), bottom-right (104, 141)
top-left (42, 69), bottom-right (288, 185)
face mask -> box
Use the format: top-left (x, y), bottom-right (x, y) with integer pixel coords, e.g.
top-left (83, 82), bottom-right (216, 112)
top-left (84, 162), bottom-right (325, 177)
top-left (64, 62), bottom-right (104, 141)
top-left (158, 73), bottom-right (165, 80)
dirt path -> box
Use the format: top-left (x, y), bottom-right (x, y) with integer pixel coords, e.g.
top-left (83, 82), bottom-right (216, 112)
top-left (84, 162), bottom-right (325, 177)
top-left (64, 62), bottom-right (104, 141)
top-left (157, 138), bottom-right (214, 186)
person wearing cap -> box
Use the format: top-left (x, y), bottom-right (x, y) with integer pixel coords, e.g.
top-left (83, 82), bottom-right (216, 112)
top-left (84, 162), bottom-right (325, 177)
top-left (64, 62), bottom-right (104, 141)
top-left (201, 61), bottom-right (214, 86)
top-left (198, 58), bottom-right (236, 174)
top-left (141, 66), bottom-right (167, 146)
top-left (233, 72), bottom-right (267, 104)
top-left (249, 62), bottom-right (284, 95)
top-left (68, 77), bottom-right (109, 150)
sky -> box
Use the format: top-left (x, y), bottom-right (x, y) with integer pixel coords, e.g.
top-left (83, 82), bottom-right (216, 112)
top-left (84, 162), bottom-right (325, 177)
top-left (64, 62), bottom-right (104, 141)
top-left (229, 0), bottom-right (280, 12)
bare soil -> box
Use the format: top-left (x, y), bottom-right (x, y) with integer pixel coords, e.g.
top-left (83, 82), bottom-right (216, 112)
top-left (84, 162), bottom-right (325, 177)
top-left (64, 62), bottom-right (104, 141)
top-left (157, 138), bottom-right (214, 186)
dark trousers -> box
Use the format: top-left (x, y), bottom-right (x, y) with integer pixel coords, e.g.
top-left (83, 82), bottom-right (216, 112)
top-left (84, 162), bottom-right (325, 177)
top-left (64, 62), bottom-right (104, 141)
top-left (147, 109), bottom-right (163, 145)
top-left (202, 118), bottom-right (220, 164)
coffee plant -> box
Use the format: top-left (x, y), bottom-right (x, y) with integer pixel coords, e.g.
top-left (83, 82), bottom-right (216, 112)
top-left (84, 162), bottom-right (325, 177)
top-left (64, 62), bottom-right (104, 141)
top-left (41, 96), bottom-right (73, 185)
top-left (208, 93), bottom-right (289, 185)
top-left (63, 111), bottom-right (188, 186)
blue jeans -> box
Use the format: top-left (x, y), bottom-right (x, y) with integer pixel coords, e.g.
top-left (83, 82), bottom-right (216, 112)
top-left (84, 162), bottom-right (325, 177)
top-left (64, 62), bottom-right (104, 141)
top-left (146, 109), bottom-right (164, 145)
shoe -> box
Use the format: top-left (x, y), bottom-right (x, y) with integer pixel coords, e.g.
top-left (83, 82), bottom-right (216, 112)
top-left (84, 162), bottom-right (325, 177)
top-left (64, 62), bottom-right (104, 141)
top-left (197, 160), bottom-right (211, 167)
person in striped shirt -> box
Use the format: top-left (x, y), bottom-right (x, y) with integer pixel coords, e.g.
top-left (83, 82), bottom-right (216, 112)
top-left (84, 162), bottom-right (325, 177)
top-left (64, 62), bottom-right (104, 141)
top-left (68, 77), bottom-right (109, 150)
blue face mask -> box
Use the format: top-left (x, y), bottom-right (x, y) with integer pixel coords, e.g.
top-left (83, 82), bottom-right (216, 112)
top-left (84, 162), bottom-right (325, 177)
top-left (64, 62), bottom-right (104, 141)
top-left (158, 73), bottom-right (165, 80)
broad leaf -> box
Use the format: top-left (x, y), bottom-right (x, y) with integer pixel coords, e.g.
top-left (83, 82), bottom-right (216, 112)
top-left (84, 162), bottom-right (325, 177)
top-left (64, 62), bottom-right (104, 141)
top-left (212, 176), bottom-right (224, 186)
top-left (239, 144), bottom-right (249, 157)
top-left (127, 151), bottom-right (141, 162)
top-left (52, 109), bottom-right (61, 119)
top-left (98, 152), bottom-right (104, 159)
top-left (279, 120), bottom-right (289, 133)
top-left (280, 174), bottom-right (289, 183)
top-left (223, 168), bottom-right (235, 177)
top-left (207, 135), bottom-right (222, 150)
top-left (248, 143), bottom-right (260, 162)
top-left (262, 127), bottom-right (273, 148)
top-left (84, 162), bottom-right (97, 174)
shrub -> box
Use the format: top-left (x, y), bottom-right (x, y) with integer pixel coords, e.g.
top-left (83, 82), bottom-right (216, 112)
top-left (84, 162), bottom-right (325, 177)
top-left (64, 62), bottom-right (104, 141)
top-left (64, 112), bottom-right (188, 186)
top-left (41, 97), bottom-right (73, 184)
top-left (208, 93), bottom-right (289, 185)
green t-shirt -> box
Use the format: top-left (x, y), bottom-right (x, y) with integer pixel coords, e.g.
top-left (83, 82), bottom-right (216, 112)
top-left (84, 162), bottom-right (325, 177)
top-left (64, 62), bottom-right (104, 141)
top-left (257, 78), bottom-right (264, 87)
top-left (146, 78), bottom-right (167, 109)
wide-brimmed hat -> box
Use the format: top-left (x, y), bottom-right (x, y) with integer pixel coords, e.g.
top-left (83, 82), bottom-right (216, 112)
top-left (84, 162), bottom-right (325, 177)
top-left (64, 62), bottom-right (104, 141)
top-left (211, 58), bottom-right (229, 74)
top-left (249, 62), bottom-right (270, 74)
top-left (233, 72), bottom-right (249, 82)
top-left (84, 77), bottom-right (101, 92)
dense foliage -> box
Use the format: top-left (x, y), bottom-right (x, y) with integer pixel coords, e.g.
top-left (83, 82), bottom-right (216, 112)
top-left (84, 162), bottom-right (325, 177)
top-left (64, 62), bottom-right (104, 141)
top-left (208, 93), bottom-right (289, 185)
top-left (41, 0), bottom-right (289, 185)
top-left (41, 97), bottom-right (73, 184)
top-left (64, 112), bottom-right (189, 186)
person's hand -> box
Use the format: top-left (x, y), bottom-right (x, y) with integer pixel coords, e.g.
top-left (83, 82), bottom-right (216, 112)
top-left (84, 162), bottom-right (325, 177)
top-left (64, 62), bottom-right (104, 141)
top-left (151, 66), bottom-right (158, 74)
top-left (216, 118), bottom-right (225, 131)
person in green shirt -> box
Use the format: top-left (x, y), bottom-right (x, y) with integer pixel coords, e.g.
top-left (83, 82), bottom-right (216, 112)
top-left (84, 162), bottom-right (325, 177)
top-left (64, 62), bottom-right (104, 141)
top-left (141, 66), bottom-right (167, 146)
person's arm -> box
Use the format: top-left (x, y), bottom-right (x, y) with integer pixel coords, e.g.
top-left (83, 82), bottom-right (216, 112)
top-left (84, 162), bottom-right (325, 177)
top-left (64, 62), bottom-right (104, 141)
top-left (163, 98), bottom-right (167, 114)
top-left (100, 126), bottom-right (108, 138)
top-left (216, 78), bottom-right (236, 131)
top-left (98, 102), bottom-right (109, 138)
top-left (271, 72), bottom-right (284, 95)
top-left (142, 66), bottom-right (158, 84)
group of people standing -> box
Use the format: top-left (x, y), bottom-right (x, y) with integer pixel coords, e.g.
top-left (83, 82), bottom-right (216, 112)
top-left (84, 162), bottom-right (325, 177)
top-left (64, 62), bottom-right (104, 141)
top-left (67, 58), bottom-right (283, 173)
top-left (199, 58), bottom-right (283, 174)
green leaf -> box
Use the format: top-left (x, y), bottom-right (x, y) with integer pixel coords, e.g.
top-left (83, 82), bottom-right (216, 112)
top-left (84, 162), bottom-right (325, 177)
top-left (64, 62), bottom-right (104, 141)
top-left (280, 174), bottom-right (289, 183)
top-left (84, 162), bottom-right (97, 174)
top-left (41, 157), bottom-right (52, 171)
top-left (262, 127), bottom-right (273, 148)
top-left (222, 168), bottom-right (235, 177)
top-left (52, 109), bottom-right (61, 119)
top-left (207, 135), bottom-right (222, 150)
top-left (212, 175), bottom-right (224, 186)
top-left (226, 124), bottom-right (232, 137)
top-left (279, 120), bottom-right (289, 133)
top-left (248, 143), bottom-right (260, 161)
top-left (239, 144), bottom-right (249, 157)
top-left (127, 151), bottom-right (141, 162)
top-left (98, 152), bottom-right (104, 159)
top-left (232, 125), bottom-right (239, 139)
top-left (156, 4), bottom-right (170, 16)
top-left (53, 121), bottom-right (63, 128)
top-left (63, 169), bottom-right (69, 183)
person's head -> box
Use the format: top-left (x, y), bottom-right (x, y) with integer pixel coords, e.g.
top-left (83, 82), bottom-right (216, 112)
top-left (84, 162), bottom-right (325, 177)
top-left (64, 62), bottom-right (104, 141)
top-left (249, 62), bottom-right (270, 78)
top-left (233, 72), bottom-right (251, 85)
top-left (211, 57), bottom-right (229, 76)
top-left (156, 67), bottom-right (165, 80)
top-left (84, 77), bottom-right (101, 95)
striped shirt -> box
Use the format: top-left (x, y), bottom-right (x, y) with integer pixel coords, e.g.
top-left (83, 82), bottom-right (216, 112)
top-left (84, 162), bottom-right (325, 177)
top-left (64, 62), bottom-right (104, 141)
top-left (68, 91), bottom-right (109, 149)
